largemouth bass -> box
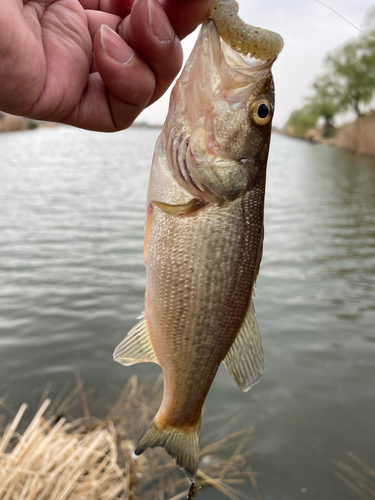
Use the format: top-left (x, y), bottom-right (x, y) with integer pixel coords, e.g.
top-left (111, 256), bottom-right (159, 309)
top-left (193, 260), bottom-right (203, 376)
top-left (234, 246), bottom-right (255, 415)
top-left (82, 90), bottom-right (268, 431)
top-left (114, 0), bottom-right (283, 482)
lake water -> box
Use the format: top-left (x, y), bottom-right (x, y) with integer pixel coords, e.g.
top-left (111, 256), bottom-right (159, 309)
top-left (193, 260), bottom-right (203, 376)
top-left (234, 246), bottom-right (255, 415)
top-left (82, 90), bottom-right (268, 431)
top-left (1, 126), bottom-right (375, 499)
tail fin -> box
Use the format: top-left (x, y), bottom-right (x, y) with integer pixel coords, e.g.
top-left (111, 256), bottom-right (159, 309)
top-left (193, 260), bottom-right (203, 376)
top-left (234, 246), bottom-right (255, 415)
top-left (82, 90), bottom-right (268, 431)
top-left (134, 418), bottom-right (201, 482)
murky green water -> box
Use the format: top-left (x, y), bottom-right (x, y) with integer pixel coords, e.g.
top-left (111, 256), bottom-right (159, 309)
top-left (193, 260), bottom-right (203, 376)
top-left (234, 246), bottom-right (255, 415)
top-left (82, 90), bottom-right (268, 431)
top-left (1, 126), bottom-right (374, 499)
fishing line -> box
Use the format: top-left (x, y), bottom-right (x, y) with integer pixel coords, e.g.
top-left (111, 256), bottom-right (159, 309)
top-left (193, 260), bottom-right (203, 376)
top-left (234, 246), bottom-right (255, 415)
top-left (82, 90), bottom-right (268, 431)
top-left (315, 0), bottom-right (375, 41)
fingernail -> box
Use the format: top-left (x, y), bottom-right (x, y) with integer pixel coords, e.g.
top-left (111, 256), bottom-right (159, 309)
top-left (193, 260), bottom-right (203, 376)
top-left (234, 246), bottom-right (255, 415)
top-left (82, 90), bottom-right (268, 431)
top-left (148, 0), bottom-right (174, 43)
top-left (100, 25), bottom-right (134, 64)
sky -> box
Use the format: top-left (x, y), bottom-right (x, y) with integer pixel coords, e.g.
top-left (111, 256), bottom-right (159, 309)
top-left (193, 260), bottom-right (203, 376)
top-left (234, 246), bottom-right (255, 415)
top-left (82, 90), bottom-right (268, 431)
top-left (136, 0), bottom-right (375, 128)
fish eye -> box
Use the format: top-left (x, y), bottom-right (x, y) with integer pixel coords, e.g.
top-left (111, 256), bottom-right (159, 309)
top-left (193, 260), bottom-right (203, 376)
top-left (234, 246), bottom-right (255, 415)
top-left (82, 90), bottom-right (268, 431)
top-left (250, 99), bottom-right (273, 126)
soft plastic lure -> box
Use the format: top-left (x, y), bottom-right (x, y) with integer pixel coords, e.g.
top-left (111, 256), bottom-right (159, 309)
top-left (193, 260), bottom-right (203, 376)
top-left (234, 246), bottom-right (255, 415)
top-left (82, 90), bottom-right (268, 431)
top-left (210, 0), bottom-right (284, 59)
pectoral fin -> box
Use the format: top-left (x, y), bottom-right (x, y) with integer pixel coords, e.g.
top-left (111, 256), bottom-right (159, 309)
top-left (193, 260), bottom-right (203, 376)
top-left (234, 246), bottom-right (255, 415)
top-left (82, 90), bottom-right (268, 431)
top-left (144, 204), bottom-right (154, 264)
top-left (113, 313), bottom-right (159, 366)
top-left (152, 198), bottom-right (206, 216)
top-left (223, 299), bottom-right (264, 392)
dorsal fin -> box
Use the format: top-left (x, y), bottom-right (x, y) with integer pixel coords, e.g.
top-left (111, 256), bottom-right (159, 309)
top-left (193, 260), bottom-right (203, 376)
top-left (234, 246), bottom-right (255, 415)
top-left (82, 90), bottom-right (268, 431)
top-left (223, 299), bottom-right (264, 392)
top-left (113, 314), bottom-right (159, 366)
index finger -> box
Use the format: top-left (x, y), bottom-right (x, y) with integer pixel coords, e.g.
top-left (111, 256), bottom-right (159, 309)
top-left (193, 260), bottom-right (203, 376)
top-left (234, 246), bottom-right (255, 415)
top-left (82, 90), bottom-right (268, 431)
top-left (158, 0), bottom-right (213, 39)
top-left (80, 0), bottom-right (214, 41)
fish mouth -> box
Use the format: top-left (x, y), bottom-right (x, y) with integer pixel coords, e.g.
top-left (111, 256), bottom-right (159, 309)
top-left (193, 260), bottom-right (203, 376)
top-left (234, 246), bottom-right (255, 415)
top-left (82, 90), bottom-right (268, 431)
top-left (221, 37), bottom-right (275, 71)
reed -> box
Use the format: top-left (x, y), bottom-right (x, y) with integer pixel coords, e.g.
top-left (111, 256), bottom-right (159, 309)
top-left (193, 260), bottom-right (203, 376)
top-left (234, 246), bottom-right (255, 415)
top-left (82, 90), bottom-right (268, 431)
top-left (0, 376), bottom-right (261, 500)
top-left (331, 111), bottom-right (375, 158)
top-left (333, 452), bottom-right (375, 500)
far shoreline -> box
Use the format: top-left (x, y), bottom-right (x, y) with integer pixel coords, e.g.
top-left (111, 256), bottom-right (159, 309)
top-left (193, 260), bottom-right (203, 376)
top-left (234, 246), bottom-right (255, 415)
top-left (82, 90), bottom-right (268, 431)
top-left (0, 113), bottom-right (163, 133)
top-left (3, 111), bottom-right (375, 160)
top-left (0, 113), bottom-right (57, 133)
top-left (283, 110), bottom-right (375, 159)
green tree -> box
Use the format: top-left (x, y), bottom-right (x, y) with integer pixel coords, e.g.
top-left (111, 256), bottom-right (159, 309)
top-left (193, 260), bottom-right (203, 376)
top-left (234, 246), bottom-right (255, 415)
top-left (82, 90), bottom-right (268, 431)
top-left (307, 74), bottom-right (340, 137)
top-left (325, 34), bottom-right (375, 117)
top-left (285, 7), bottom-right (375, 135)
top-left (362, 5), bottom-right (375, 35)
top-left (284, 105), bottom-right (320, 138)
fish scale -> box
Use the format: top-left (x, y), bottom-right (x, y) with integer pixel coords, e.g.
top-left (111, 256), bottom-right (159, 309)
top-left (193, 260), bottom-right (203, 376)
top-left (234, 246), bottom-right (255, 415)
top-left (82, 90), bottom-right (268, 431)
top-left (147, 194), bottom-right (261, 422)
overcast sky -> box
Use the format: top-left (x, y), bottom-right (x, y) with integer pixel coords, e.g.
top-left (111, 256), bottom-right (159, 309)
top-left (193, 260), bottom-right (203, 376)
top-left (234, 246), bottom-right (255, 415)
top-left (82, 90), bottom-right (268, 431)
top-left (137, 0), bottom-right (375, 128)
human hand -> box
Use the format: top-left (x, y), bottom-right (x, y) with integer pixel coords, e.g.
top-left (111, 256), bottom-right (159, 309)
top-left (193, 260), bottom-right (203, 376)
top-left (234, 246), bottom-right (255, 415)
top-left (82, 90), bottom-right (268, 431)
top-left (0, 0), bottom-right (212, 131)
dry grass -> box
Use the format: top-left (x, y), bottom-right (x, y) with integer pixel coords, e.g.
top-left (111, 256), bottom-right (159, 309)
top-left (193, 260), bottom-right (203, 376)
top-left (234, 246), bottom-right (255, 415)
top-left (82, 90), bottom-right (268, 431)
top-left (329, 111), bottom-right (375, 157)
top-left (333, 452), bottom-right (375, 500)
top-left (0, 376), bottom-right (262, 500)
top-left (0, 399), bottom-right (129, 500)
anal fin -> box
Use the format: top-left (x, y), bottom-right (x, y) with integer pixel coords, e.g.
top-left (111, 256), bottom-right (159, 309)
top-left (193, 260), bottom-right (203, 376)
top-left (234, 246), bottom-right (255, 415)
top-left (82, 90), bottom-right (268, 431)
top-left (223, 298), bottom-right (264, 392)
top-left (113, 313), bottom-right (159, 366)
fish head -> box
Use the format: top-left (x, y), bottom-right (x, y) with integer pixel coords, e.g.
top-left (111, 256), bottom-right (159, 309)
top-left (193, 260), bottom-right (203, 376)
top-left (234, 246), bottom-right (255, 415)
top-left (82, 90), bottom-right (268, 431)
top-left (164, 20), bottom-right (278, 204)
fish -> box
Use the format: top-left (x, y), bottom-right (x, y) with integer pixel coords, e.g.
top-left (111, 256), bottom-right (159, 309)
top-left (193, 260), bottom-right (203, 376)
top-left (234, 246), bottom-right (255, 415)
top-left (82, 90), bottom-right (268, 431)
top-left (114, 0), bottom-right (283, 483)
